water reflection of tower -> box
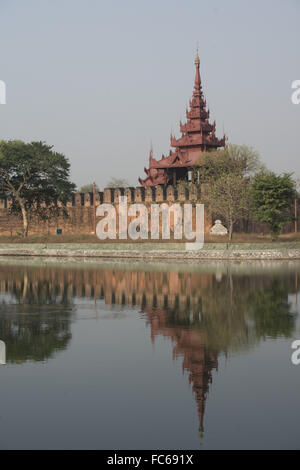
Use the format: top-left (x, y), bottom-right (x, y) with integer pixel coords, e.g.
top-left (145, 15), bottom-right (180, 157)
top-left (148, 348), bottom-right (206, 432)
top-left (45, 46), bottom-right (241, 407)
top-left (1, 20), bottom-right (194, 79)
top-left (91, 267), bottom-right (219, 436)
top-left (144, 306), bottom-right (218, 436)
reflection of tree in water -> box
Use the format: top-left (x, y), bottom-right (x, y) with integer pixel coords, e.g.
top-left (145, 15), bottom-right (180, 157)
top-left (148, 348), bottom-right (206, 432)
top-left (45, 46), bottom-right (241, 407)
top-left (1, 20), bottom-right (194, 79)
top-left (174, 273), bottom-right (297, 352)
top-left (0, 269), bottom-right (74, 364)
top-left (247, 278), bottom-right (295, 339)
top-left (0, 262), bottom-right (298, 435)
top-left (0, 307), bottom-right (72, 364)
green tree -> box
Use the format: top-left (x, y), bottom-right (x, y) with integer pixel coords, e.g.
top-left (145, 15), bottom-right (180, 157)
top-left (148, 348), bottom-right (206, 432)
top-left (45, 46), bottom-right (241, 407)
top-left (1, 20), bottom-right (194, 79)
top-left (106, 177), bottom-right (130, 188)
top-left (250, 171), bottom-right (294, 239)
top-left (193, 144), bottom-right (263, 239)
top-left (79, 183), bottom-right (99, 193)
top-left (202, 173), bottom-right (249, 240)
top-left (0, 140), bottom-right (76, 237)
top-left (196, 144), bottom-right (263, 182)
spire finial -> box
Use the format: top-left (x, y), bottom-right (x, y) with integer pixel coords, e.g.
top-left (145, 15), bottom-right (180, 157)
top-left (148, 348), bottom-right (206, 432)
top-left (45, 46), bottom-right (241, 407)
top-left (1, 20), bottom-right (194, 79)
top-left (195, 44), bottom-right (200, 66)
top-left (149, 140), bottom-right (153, 159)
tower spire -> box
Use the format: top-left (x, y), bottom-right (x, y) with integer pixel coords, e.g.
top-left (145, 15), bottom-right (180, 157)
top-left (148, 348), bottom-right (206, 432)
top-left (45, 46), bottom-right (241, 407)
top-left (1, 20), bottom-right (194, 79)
top-left (195, 46), bottom-right (200, 66)
top-left (193, 48), bottom-right (201, 97)
top-left (138, 50), bottom-right (226, 187)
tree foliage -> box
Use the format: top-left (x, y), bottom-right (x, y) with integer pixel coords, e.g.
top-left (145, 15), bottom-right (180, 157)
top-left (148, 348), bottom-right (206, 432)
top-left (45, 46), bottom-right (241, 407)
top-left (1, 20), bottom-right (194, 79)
top-left (106, 177), bottom-right (130, 188)
top-left (195, 144), bottom-right (262, 239)
top-left (250, 171), bottom-right (294, 239)
top-left (0, 140), bottom-right (76, 236)
top-left (79, 183), bottom-right (99, 193)
top-left (197, 144), bottom-right (263, 182)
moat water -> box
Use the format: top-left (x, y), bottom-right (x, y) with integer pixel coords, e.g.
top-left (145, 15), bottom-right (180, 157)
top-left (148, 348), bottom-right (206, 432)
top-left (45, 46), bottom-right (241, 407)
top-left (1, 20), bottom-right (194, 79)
top-left (0, 257), bottom-right (299, 450)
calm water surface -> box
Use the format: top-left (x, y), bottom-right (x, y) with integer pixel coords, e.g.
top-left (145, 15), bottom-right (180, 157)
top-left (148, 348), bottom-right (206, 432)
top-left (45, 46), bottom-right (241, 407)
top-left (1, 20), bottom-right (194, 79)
top-left (0, 258), bottom-right (299, 450)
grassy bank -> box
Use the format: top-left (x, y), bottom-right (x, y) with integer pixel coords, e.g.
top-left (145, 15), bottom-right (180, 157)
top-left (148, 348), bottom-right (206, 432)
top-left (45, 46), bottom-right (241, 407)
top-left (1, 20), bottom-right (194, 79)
top-left (0, 232), bottom-right (299, 244)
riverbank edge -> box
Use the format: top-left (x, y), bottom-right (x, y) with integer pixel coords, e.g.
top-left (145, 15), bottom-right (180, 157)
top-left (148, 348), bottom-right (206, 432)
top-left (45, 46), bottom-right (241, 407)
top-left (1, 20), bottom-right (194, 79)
top-left (0, 243), bottom-right (300, 260)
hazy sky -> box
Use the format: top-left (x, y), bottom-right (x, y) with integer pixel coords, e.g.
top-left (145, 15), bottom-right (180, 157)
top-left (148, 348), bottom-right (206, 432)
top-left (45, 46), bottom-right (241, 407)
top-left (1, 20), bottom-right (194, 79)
top-left (0, 0), bottom-right (299, 189)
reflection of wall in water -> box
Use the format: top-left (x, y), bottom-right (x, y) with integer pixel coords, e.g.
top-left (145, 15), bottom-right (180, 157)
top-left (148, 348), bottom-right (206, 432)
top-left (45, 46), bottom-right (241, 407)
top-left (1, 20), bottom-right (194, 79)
top-left (0, 266), bottom-right (212, 314)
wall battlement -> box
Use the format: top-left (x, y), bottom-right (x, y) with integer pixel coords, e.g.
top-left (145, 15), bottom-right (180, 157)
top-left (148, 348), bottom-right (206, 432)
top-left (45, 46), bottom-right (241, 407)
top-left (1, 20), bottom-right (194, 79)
top-left (0, 184), bottom-right (297, 236)
top-left (0, 184), bottom-right (205, 236)
top-left (0, 184), bottom-right (200, 209)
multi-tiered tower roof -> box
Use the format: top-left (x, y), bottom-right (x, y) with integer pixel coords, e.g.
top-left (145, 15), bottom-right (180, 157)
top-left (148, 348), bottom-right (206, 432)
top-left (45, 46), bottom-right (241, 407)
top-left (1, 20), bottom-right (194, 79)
top-left (139, 51), bottom-right (226, 187)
